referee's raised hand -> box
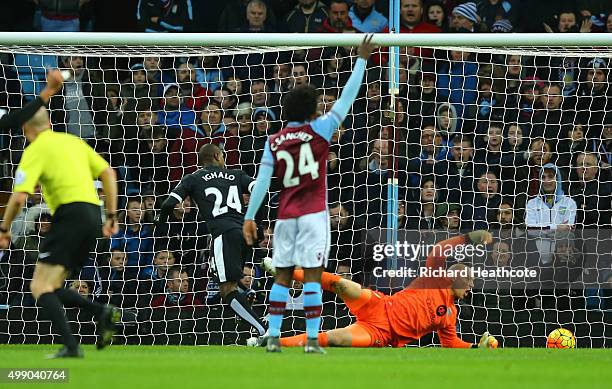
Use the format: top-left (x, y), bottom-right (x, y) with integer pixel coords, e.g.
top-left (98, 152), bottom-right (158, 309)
top-left (40, 69), bottom-right (64, 103)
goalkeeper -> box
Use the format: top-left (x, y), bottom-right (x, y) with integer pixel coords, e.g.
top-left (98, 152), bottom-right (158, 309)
top-left (252, 231), bottom-right (498, 349)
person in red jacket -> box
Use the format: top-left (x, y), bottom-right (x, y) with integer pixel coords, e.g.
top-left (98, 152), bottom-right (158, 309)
top-left (252, 231), bottom-right (499, 349)
top-left (374, 0), bottom-right (441, 66)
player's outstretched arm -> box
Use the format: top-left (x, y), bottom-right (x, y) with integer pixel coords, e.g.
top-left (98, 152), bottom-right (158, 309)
top-left (330, 34), bottom-right (374, 119)
top-left (0, 69), bottom-right (64, 132)
top-left (243, 143), bottom-right (274, 245)
top-left (311, 35), bottom-right (375, 142)
top-left (424, 231), bottom-right (493, 269)
top-left (155, 175), bottom-right (193, 226)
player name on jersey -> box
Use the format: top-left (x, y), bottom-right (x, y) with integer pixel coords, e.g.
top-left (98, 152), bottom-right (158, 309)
top-left (201, 171), bottom-right (236, 181)
top-left (270, 131), bottom-right (314, 151)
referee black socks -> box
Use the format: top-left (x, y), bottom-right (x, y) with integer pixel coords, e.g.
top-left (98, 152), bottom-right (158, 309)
top-left (37, 292), bottom-right (79, 351)
top-left (225, 290), bottom-right (267, 336)
top-left (55, 288), bottom-right (105, 317)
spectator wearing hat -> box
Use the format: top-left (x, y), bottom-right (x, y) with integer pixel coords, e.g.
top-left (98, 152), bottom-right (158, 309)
top-left (478, 0), bottom-right (517, 32)
top-left (435, 203), bottom-right (462, 231)
top-left (576, 58), bottom-right (612, 134)
top-left (491, 19), bottom-right (513, 32)
top-left (450, 2), bottom-right (480, 32)
top-left (348, 0), bottom-right (387, 33)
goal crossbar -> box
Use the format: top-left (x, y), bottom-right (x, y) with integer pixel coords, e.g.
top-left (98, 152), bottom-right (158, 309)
top-left (1, 32), bottom-right (612, 48)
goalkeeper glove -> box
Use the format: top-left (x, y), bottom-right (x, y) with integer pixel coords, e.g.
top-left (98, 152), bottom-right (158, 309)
top-left (467, 230), bottom-right (493, 245)
top-left (478, 332), bottom-right (499, 349)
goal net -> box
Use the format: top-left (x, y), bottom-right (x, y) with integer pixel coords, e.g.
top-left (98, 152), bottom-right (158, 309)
top-left (0, 35), bottom-right (610, 347)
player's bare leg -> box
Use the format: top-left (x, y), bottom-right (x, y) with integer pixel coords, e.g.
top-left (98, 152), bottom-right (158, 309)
top-left (219, 280), bottom-right (267, 337)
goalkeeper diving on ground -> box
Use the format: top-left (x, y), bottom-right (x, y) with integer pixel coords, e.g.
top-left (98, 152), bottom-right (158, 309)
top-left (249, 231), bottom-right (499, 349)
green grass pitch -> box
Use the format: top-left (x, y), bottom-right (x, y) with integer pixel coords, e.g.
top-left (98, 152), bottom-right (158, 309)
top-left (0, 345), bottom-right (611, 389)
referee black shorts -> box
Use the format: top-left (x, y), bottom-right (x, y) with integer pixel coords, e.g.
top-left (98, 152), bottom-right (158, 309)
top-left (39, 202), bottom-right (102, 275)
top-left (211, 228), bottom-right (250, 283)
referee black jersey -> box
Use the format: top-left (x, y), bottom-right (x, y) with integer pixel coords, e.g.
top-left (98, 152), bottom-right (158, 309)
top-left (170, 166), bottom-right (255, 237)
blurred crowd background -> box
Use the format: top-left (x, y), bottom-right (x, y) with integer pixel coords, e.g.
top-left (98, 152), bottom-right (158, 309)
top-left (0, 1), bottom-right (610, 338)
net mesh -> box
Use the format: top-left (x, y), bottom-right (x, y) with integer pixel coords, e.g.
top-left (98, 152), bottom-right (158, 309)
top-left (0, 43), bottom-right (610, 347)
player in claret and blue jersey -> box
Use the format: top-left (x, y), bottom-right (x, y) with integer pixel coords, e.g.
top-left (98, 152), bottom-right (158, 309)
top-left (243, 35), bottom-right (375, 353)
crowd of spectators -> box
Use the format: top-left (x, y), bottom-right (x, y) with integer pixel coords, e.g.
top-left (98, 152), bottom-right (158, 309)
top-left (0, 0), bottom-right (611, 316)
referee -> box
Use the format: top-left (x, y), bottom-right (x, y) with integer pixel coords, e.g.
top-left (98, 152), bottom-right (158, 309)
top-left (0, 70), bottom-right (120, 358)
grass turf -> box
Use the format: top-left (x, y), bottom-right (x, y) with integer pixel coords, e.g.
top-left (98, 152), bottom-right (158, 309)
top-left (0, 345), bottom-right (611, 389)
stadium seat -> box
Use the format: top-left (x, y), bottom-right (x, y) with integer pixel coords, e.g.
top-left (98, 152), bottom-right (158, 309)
top-left (13, 54), bottom-right (58, 99)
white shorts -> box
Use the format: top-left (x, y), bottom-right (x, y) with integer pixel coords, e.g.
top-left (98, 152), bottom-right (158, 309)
top-left (272, 210), bottom-right (330, 269)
